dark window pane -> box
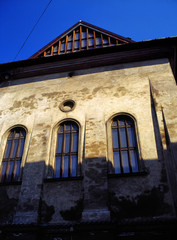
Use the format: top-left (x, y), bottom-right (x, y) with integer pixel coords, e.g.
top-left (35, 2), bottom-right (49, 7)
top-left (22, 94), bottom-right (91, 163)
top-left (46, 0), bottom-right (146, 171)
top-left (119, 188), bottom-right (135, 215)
top-left (65, 133), bottom-right (70, 153)
top-left (126, 120), bottom-right (133, 126)
top-left (112, 128), bottom-right (119, 148)
top-left (58, 125), bottom-right (64, 133)
top-left (11, 139), bottom-right (19, 158)
top-left (119, 120), bottom-right (125, 126)
top-left (75, 32), bottom-right (80, 40)
top-left (88, 38), bottom-right (94, 47)
top-left (62, 156), bottom-right (69, 177)
top-left (82, 31), bottom-right (87, 39)
top-left (61, 43), bottom-right (65, 52)
top-left (128, 127), bottom-right (136, 147)
top-left (110, 38), bottom-right (116, 45)
top-left (21, 130), bottom-right (26, 137)
top-left (96, 37), bottom-right (101, 45)
top-left (72, 124), bottom-right (78, 131)
top-left (120, 128), bottom-right (127, 147)
top-left (14, 160), bottom-right (21, 181)
top-left (53, 45), bottom-right (58, 53)
top-left (6, 161), bottom-right (14, 182)
top-left (103, 37), bottom-right (109, 45)
top-left (74, 40), bottom-right (80, 49)
top-left (71, 155), bottom-right (77, 177)
top-left (4, 140), bottom-right (12, 158)
top-left (18, 138), bottom-right (25, 158)
top-left (46, 49), bottom-right (51, 55)
top-left (56, 134), bottom-right (63, 153)
top-left (65, 123), bottom-right (71, 131)
top-left (131, 150), bottom-right (139, 172)
top-left (113, 152), bottom-right (121, 174)
top-left (8, 132), bottom-right (14, 138)
top-left (55, 156), bottom-right (61, 178)
top-left (122, 151), bottom-right (130, 173)
top-left (68, 34), bottom-right (73, 41)
top-left (72, 132), bottom-right (78, 152)
top-left (88, 31), bottom-right (93, 37)
top-left (112, 120), bottom-right (117, 127)
top-left (15, 133), bottom-right (20, 138)
top-left (67, 41), bottom-right (72, 50)
top-left (0, 161), bottom-right (7, 182)
top-left (81, 39), bottom-right (87, 48)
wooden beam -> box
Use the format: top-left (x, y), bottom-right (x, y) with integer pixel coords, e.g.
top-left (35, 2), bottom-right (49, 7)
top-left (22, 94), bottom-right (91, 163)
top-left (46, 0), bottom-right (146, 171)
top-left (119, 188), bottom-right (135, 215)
top-left (51, 46), bottom-right (54, 56)
top-left (79, 25), bottom-right (82, 51)
top-left (72, 30), bottom-right (75, 52)
top-left (65, 35), bottom-right (68, 53)
top-left (101, 34), bottom-right (103, 47)
top-left (86, 28), bottom-right (89, 50)
top-left (93, 31), bottom-right (96, 48)
top-left (116, 40), bottom-right (118, 45)
top-left (108, 36), bottom-right (111, 46)
top-left (44, 51), bottom-right (46, 57)
top-left (58, 41), bottom-right (61, 54)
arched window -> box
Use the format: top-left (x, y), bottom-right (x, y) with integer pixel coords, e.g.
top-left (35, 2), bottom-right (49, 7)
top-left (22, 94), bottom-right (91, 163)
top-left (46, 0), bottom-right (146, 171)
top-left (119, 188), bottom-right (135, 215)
top-left (112, 115), bottom-right (139, 174)
top-left (55, 121), bottom-right (79, 178)
top-left (0, 127), bottom-right (26, 183)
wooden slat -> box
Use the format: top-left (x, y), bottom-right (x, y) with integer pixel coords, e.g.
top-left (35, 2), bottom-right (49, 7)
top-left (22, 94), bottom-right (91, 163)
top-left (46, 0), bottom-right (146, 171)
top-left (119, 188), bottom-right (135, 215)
top-left (86, 28), bottom-right (89, 50)
top-left (108, 36), bottom-right (111, 46)
top-left (101, 34), bottom-right (103, 46)
top-left (93, 31), bottom-right (96, 48)
top-left (58, 41), bottom-right (61, 54)
top-left (65, 35), bottom-right (68, 53)
top-left (51, 46), bottom-right (54, 56)
top-left (79, 26), bottom-right (82, 51)
top-left (72, 30), bottom-right (75, 52)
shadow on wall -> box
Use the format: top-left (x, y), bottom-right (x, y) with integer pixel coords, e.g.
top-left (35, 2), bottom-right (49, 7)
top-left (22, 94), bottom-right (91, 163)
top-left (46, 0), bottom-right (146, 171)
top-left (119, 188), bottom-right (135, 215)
top-left (0, 59), bottom-right (169, 88)
top-left (150, 83), bottom-right (177, 213)
top-left (0, 152), bottom-right (176, 225)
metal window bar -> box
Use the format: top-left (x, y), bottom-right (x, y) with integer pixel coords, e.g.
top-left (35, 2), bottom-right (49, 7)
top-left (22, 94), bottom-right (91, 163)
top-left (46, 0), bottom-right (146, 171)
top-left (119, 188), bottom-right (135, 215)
top-left (112, 117), bottom-right (139, 174)
top-left (0, 128), bottom-right (26, 183)
top-left (55, 122), bottom-right (78, 178)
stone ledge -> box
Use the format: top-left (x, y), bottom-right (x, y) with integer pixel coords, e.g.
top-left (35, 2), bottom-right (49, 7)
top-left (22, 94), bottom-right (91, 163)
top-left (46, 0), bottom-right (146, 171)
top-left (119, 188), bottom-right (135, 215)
top-left (82, 209), bottom-right (110, 222)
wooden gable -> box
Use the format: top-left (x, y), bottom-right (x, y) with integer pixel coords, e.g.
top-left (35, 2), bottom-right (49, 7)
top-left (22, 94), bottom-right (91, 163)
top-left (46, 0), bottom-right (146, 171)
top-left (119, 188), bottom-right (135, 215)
top-left (29, 21), bottom-right (135, 59)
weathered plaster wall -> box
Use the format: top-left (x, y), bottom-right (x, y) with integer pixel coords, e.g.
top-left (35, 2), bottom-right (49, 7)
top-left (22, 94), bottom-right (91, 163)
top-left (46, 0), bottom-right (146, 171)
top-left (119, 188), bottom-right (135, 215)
top-left (0, 58), bottom-right (176, 224)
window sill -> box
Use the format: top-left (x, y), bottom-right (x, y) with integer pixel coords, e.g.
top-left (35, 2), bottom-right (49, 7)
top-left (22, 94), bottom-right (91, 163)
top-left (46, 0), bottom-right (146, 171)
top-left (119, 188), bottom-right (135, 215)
top-left (108, 170), bottom-right (148, 178)
top-left (0, 181), bottom-right (22, 186)
top-left (44, 176), bottom-right (83, 183)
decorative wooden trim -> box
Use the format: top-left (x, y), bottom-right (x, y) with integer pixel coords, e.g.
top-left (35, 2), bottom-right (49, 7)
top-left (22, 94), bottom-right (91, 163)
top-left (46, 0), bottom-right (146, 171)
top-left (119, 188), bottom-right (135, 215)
top-left (108, 36), bottom-right (111, 46)
top-left (101, 34), bottom-right (103, 47)
top-left (79, 26), bottom-right (82, 51)
top-left (93, 31), bottom-right (96, 48)
top-left (58, 41), bottom-right (61, 54)
top-left (65, 35), bottom-right (68, 53)
top-left (72, 30), bottom-right (75, 52)
top-left (86, 28), bottom-right (89, 50)
top-left (51, 46), bottom-right (54, 56)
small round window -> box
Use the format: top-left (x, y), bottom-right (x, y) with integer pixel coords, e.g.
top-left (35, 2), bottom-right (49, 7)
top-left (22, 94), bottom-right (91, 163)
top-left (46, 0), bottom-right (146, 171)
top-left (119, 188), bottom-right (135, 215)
top-left (59, 100), bottom-right (76, 112)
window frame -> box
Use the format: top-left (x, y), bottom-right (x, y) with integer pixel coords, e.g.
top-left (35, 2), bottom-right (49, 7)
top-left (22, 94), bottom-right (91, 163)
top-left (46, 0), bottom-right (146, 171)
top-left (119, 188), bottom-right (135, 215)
top-left (0, 125), bottom-right (29, 184)
top-left (106, 113), bottom-right (142, 175)
top-left (47, 118), bottom-right (82, 179)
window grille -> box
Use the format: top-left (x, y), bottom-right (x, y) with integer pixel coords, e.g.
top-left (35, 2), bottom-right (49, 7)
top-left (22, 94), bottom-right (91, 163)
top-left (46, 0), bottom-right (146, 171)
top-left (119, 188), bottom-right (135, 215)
top-left (55, 121), bottom-right (79, 178)
top-left (112, 116), bottom-right (139, 174)
top-left (0, 127), bottom-right (26, 183)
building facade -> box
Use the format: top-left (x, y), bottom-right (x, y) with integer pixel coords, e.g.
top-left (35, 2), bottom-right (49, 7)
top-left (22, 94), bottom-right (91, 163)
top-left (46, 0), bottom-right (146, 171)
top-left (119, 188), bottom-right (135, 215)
top-left (0, 21), bottom-right (177, 239)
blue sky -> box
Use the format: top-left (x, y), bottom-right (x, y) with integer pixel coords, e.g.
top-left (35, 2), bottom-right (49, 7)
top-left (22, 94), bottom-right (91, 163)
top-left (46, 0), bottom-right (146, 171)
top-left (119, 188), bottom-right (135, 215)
top-left (0, 0), bottom-right (177, 63)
